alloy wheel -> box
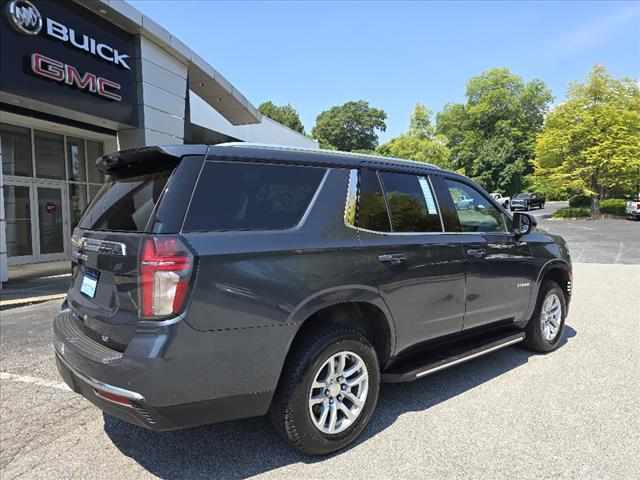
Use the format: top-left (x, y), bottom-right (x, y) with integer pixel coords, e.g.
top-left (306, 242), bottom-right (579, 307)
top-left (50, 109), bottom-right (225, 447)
top-left (541, 293), bottom-right (562, 341)
top-left (308, 351), bottom-right (369, 435)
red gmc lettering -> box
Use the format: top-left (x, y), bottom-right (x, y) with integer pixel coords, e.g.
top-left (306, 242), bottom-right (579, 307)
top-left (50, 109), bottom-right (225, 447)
top-left (30, 53), bottom-right (122, 102)
top-left (64, 65), bottom-right (97, 92)
top-left (97, 78), bottom-right (122, 102)
top-left (31, 53), bottom-right (64, 81)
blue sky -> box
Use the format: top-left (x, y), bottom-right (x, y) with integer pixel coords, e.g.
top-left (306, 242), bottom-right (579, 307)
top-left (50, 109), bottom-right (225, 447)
top-left (129, 0), bottom-right (640, 142)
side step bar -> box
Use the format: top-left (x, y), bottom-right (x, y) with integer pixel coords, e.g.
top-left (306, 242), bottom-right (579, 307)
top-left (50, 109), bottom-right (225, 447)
top-left (382, 332), bottom-right (525, 383)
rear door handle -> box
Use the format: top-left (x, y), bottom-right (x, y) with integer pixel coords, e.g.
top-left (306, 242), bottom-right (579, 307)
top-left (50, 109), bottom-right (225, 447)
top-left (378, 253), bottom-right (407, 264)
top-left (467, 248), bottom-right (486, 258)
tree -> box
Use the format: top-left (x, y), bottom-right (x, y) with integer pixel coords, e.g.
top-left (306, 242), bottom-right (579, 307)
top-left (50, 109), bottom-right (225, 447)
top-left (312, 100), bottom-right (386, 151)
top-left (436, 68), bottom-right (553, 194)
top-left (258, 101), bottom-right (305, 134)
top-left (533, 65), bottom-right (640, 215)
top-left (376, 103), bottom-right (451, 168)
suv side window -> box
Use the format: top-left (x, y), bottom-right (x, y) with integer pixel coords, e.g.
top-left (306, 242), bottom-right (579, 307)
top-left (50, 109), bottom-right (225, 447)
top-left (183, 162), bottom-right (326, 231)
top-left (357, 168), bottom-right (391, 232)
top-left (442, 179), bottom-right (506, 232)
top-left (379, 171), bottom-right (442, 233)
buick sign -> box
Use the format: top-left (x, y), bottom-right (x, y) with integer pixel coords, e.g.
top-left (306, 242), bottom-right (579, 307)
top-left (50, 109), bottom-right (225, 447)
top-left (5, 0), bottom-right (42, 36)
top-left (4, 0), bottom-right (131, 70)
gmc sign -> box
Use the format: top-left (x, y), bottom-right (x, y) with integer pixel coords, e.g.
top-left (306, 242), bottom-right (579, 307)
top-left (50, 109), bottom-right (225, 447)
top-left (31, 53), bottom-right (122, 101)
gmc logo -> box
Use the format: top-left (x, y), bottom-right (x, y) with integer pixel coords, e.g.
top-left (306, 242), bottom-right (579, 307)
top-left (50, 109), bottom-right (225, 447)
top-left (31, 53), bottom-right (121, 101)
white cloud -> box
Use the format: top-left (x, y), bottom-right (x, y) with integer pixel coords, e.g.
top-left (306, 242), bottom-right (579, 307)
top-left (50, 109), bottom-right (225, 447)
top-left (548, 5), bottom-right (640, 59)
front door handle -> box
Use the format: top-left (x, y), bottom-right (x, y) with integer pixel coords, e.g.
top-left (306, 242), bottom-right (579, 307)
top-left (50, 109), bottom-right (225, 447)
top-left (378, 253), bottom-right (407, 265)
top-left (467, 248), bottom-right (486, 258)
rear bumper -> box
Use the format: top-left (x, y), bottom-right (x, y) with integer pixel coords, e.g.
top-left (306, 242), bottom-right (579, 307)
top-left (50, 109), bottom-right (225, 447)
top-left (53, 308), bottom-right (274, 430)
top-left (55, 349), bottom-right (272, 430)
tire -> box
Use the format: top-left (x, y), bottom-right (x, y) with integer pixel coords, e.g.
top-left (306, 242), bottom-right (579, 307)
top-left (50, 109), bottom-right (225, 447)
top-left (270, 326), bottom-right (380, 455)
top-left (523, 280), bottom-right (567, 353)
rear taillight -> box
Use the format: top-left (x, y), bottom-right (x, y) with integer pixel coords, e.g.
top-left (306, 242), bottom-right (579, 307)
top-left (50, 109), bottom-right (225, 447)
top-left (637, 202), bottom-right (640, 209)
top-left (140, 236), bottom-right (194, 319)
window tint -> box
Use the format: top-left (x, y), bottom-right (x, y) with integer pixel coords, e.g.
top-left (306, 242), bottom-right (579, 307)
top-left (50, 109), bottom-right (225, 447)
top-left (357, 168), bottom-right (391, 232)
top-left (79, 170), bottom-right (172, 231)
top-left (184, 162), bottom-right (325, 232)
top-left (443, 179), bottom-right (506, 232)
top-left (379, 171), bottom-right (442, 233)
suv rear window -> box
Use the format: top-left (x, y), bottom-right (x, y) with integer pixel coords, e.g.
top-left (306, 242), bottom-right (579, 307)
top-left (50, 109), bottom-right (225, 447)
top-left (78, 170), bottom-right (172, 231)
top-left (183, 162), bottom-right (326, 232)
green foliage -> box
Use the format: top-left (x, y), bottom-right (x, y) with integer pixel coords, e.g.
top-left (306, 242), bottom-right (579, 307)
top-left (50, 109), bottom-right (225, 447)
top-left (258, 101), bottom-right (305, 134)
top-left (569, 195), bottom-right (591, 208)
top-left (533, 65), bottom-right (640, 215)
top-left (312, 100), bottom-right (387, 151)
top-left (598, 198), bottom-right (627, 216)
top-left (552, 208), bottom-right (591, 218)
top-left (376, 103), bottom-right (451, 169)
top-left (436, 68), bottom-right (553, 195)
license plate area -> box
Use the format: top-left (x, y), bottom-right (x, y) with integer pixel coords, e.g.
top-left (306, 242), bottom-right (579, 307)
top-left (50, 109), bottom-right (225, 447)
top-left (80, 269), bottom-right (100, 298)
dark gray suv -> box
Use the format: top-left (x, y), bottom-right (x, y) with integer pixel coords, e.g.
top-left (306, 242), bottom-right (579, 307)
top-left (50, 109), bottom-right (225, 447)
top-left (54, 144), bottom-right (572, 455)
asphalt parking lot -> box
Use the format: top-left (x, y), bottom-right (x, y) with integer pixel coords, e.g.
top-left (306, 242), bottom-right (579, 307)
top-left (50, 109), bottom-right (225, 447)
top-left (1, 212), bottom-right (639, 479)
top-left (529, 202), bottom-right (640, 264)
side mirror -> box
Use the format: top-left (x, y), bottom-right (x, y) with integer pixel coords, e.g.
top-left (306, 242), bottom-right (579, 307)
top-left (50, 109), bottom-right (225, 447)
top-left (513, 212), bottom-right (536, 236)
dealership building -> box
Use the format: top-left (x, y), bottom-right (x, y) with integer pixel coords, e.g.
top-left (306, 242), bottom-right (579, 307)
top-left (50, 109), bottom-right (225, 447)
top-left (0, 0), bottom-right (317, 283)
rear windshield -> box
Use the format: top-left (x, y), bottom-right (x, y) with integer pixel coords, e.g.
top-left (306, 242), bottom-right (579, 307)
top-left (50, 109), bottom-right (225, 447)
top-left (183, 162), bottom-right (326, 232)
top-left (78, 170), bottom-right (172, 231)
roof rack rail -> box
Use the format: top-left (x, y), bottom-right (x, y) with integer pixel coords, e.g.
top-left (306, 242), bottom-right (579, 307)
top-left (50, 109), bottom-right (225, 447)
top-left (214, 142), bottom-right (442, 170)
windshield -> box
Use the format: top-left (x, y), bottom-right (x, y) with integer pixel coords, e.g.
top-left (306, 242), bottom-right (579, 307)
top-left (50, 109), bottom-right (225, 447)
top-left (513, 193), bottom-right (529, 199)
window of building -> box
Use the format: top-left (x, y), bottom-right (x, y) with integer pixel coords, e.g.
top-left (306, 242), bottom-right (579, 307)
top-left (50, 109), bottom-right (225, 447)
top-left (1, 124), bottom-right (33, 177)
top-left (67, 137), bottom-right (86, 182)
top-left (86, 140), bottom-right (105, 184)
top-left (34, 130), bottom-right (65, 179)
top-left (443, 179), bottom-right (506, 232)
top-left (184, 162), bottom-right (326, 232)
top-left (69, 183), bottom-right (88, 231)
top-left (357, 168), bottom-right (391, 232)
top-left (379, 171), bottom-right (442, 233)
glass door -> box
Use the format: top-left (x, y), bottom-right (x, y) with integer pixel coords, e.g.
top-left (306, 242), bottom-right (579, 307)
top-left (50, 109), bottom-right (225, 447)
top-left (4, 179), bottom-right (35, 265)
top-left (3, 179), bottom-right (70, 264)
top-left (36, 184), bottom-right (69, 261)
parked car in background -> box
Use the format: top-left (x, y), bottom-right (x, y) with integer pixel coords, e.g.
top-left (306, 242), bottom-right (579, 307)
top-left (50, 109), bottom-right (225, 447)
top-left (490, 192), bottom-right (510, 208)
top-left (511, 192), bottom-right (545, 211)
top-left (456, 195), bottom-right (475, 209)
top-left (626, 194), bottom-right (640, 220)
top-left (54, 144), bottom-right (572, 455)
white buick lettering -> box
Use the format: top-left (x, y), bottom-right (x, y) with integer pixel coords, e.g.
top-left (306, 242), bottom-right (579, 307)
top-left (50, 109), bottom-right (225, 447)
top-left (46, 18), bottom-right (131, 70)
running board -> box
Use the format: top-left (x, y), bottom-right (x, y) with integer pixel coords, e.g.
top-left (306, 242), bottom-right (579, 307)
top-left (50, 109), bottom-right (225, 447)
top-left (382, 332), bottom-right (525, 383)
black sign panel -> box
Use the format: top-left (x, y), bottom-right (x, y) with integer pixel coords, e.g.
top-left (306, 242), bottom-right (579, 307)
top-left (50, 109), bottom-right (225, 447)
top-left (0, 0), bottom-right (137, 125)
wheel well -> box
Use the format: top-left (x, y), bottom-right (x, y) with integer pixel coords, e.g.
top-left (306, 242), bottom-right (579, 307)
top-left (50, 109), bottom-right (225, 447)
top-left (290, 302), bottom-right (393, 369)
top-left (543, 267), bottom-right (571, 302)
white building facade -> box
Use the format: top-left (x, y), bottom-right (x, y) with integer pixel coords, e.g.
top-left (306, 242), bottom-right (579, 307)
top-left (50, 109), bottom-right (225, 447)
top-left (0, 0), bottom-right (317, 283)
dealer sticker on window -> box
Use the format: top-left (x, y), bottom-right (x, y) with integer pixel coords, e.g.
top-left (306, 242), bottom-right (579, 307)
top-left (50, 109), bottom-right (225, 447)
top-left (418, 177), bottom-right (438, 214)
top-left (80, 271), bottom-right (99, 298)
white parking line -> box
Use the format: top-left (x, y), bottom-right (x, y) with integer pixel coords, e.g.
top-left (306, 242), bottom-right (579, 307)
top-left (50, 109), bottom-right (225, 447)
top-left (0, 371), bottom-right (71, 392)
top-left (41, 273), bottom-right (71, 279)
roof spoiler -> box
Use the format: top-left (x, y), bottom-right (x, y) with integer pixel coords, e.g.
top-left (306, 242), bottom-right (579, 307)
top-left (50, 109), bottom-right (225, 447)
top-left (97, 145), bottom-right (208, 177)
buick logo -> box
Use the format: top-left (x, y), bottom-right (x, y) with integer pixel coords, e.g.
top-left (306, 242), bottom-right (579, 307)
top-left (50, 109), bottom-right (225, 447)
top-left (6, 0), bottom-right (42, 36)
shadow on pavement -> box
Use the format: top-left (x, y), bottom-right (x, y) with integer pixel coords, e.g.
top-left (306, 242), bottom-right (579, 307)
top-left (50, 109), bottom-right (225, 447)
top-left (104, 325), bottom-right (577, 480)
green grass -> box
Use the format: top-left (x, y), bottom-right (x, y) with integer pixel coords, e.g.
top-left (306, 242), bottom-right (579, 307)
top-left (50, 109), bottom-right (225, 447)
top-left (552, 207), bottom-right (591, 218)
